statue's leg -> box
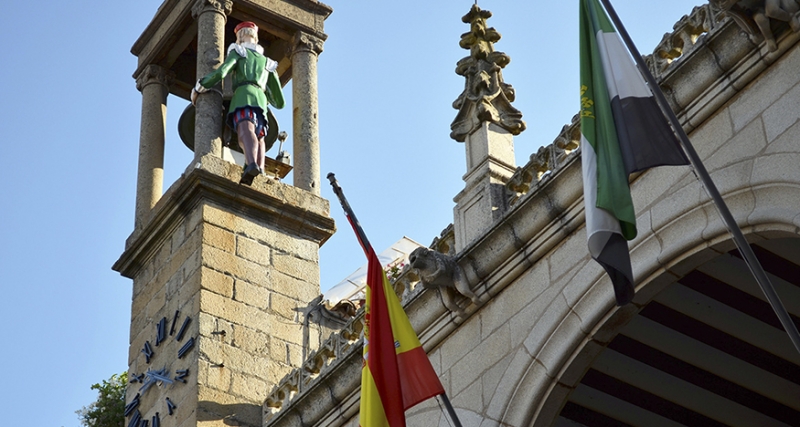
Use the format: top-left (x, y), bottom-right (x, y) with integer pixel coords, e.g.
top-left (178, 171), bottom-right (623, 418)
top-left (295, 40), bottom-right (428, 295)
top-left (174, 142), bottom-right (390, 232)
top-left (784, 0), bottom-right (800, 31)
top-left (237, 120), bottom-right (259, 167)
top-left (256, 137), bottom-right (266, 171)
top-left (754, 11), bottom-right (779, 51)
top-left (766, 0), bottom-right (792, 20)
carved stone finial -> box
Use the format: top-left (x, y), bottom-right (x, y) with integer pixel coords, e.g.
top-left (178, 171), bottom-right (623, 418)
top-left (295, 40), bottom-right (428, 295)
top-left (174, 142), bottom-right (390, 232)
top-left (450, 4), bottom-right (526, 142)
top-left (135, 64), bottom-right (174, 92)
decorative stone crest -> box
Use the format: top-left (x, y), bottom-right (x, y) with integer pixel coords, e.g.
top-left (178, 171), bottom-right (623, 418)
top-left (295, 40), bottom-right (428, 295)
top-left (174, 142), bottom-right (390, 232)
top-left (450, 4), bottom-right (526, 142)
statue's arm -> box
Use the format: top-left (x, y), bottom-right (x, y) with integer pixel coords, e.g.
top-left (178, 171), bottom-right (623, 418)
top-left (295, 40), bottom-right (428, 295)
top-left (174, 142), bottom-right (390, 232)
top-left (199, 52), bottom-right (239, 88)
top-left (265, 66), bottom-right (285, 109)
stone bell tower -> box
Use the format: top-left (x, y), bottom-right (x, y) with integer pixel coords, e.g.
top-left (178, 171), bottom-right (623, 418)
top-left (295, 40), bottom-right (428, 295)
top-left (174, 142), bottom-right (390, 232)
top-left (113, 1), bottom-right (335, 427)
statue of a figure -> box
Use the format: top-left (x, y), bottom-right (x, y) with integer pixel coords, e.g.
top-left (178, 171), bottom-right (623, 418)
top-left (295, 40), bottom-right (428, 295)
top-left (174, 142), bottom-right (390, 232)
top-left (712, 0), bottom-right (800, 51)
top-left (192, 21), bottom-right (285, 185)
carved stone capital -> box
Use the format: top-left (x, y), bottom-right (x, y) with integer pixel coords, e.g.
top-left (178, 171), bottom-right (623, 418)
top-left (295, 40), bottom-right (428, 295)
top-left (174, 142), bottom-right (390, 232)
top-left (135, 64), bottom-right (174, 92)
top-left (191, 0), bottom-right (232, 19)
top-left (291, 32), bottom-right (324, 57)
top-left (450, 5), bottom-right (525, 142)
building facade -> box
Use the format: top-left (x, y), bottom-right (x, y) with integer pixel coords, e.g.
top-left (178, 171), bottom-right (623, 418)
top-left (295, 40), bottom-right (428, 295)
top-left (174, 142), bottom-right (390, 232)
top-left (117, 1), bottom-right (800, 427)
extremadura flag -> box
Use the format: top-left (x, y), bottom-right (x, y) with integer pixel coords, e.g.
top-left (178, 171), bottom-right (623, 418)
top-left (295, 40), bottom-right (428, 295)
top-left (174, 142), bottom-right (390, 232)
top-left (579, 0), bottom-right (688, 305)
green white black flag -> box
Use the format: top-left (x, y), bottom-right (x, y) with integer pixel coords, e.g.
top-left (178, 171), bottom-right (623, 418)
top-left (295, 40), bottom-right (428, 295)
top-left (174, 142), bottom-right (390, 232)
top-left (579, 0), bottom-right (688, 305)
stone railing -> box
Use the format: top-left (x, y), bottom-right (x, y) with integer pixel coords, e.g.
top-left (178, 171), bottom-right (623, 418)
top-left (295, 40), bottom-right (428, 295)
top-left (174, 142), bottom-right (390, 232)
top-left (263, 311), bottom-right (363, 418)
top-left (644, 5), bottom-right (722, 80)
top-left (506, 4), bottom-right (727, 204)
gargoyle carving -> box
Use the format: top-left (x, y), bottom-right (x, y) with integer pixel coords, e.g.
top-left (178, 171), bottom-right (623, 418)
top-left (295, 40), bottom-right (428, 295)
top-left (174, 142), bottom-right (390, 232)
top-left (711, 0), bottom-right (800, 51)
top-left (295, 295), bottom-right (358, 330)
top-left (408, 247), bottom-right (480, 313)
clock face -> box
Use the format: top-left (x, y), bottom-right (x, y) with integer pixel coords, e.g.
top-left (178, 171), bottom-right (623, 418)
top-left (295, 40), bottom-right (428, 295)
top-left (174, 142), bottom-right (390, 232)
top-left (125, 310), bottom-right (196, 426)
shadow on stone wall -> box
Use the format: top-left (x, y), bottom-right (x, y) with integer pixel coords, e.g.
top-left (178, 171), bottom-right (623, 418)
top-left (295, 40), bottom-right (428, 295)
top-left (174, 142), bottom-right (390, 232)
top-left (199, 401), bottom-right (261, 427)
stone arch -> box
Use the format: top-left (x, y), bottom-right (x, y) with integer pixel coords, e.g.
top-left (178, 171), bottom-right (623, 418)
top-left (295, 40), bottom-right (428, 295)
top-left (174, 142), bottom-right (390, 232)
top-left (499, 176), bottom-right (800, 427)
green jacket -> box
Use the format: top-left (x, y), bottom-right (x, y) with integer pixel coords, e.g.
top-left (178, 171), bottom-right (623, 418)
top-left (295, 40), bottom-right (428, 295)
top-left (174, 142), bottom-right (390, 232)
top-left (199, 44), bottom-right (285, 128)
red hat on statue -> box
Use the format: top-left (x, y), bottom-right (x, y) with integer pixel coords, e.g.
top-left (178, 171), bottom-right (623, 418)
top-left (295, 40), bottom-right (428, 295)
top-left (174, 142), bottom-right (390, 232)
top-left (235, 21), bottom-right (258, 33)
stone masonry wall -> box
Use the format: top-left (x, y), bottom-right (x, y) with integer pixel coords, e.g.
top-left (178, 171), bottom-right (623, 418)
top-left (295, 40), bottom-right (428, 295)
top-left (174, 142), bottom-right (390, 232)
top-left (119, 159), bottom-right (334, 427)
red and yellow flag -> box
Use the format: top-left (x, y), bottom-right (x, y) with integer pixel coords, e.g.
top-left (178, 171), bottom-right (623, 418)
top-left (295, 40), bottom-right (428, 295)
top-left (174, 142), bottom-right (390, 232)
top-left (359, 245), bottom-right (445, 427)
top-left (327, 173), bottom-right (445, 427)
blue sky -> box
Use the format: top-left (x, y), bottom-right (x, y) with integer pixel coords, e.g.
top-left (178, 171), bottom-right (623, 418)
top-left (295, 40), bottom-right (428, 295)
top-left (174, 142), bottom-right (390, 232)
top-left (0, 1), bottom-right (703, 425)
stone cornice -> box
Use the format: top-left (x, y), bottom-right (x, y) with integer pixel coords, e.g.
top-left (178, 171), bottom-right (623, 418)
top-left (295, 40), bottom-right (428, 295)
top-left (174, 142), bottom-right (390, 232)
top-left (113, 157), bottom-right (335, 279)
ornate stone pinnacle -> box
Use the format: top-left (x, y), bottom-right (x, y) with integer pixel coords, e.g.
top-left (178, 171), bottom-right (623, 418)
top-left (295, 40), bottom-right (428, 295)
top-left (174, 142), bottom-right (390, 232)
top-left (450, 4), bottom-right (526, 142)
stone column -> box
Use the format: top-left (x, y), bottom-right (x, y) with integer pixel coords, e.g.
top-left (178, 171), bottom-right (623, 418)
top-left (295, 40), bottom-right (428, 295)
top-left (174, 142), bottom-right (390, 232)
top-left (134, 65), bottom-right (173, 229)
top-left (191, 0), bottom-right (232, 161)
top-left (291, 32), bottom-right (324, 195)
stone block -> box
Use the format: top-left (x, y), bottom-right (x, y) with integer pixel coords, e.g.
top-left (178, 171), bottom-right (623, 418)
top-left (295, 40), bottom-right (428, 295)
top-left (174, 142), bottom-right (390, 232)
top-left (484, 348), bottom-right (534, 420)
top-left (688, 106), bottom-right (734, 161)
top-left (513, 285), bottom-right (562, 352)
top-left (449, 323), bottom-right (511, 396)
top-left (231, 371), bottom-right (269, 402)
top-left (649, 181), bottom-right (704, 233)
top-left (269, 291), bottom-right (303, 321)
top-left (200, 267), bottom-right (234, 299)
top-left (272, 251), bottom-right (319, 284)
top-left (440, 314), bottom-right (481, 372)
top-left (546, 230), bottom-right (585, 283)
top-left (705, 119), bottom-right (766, 174)
top-left (198, 358), bottom-right (232, 393)
top-left (233, 279), bottom-right (270, 310)
top-left (701, 190), bottom-right (756, 243)
top-left (749, 184), bottom-right (800, 226)
top-left (201, 204), bottom-right (237, 232)
top-left (232, 325), bottom-right (271, 357)
top-left (236, 218), bottom-right (319, 261)
top-left (265, 270), bottom-right (320, 302)
top-left (145, 285), bottom-right (166, 320)
top-left (203, 224), bottom-right (235, 254)
top-left (763, 81), bottom-right (800, 142)
top-left (630, 166), bottom-right (689, 214)
top-left (535, 310), bottom-right (586, 378)
top-left (237, 235), bottom-right (271, 266)
top-left (752, 152), bottom-right (800, 186)
top-left (729, 43), bottom-right (800, 132)
top-left (223, 343), bottom-right (274, 382)
top-left (480, 261), bottom-right (549, 339)
top-left (203, 245), bottom-right (266, 285)
top-left (200, 290), bottom-right (268, 332)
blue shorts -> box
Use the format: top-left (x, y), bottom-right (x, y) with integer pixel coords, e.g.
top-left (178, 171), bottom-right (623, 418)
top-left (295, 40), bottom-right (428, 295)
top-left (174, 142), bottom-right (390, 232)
top-left (231, 107), bottom-right (267, 139)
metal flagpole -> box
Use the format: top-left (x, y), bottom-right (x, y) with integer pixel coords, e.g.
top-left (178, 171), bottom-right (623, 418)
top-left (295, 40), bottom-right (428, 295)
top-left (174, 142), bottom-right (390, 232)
top-left (597, 0), bottom-right (800, 354)
top-left (327, 172), bottom-right (465, 427)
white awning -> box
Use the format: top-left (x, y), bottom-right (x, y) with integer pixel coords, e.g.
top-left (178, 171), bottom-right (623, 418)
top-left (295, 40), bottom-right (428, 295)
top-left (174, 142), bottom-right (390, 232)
top-left (323, 236), bottom-right (423, 304)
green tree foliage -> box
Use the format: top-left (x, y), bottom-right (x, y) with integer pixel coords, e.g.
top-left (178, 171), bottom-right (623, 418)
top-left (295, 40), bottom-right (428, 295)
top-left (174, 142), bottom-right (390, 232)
top-left (77, 372), bottom-right (127, 427)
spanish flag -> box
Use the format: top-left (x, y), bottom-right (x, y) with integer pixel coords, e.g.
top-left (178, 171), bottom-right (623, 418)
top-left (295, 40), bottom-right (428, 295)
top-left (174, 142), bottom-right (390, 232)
top-left (358, 243), bottom-right (445, 427)
top-left (327, 174), bottom-right (445, 427)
